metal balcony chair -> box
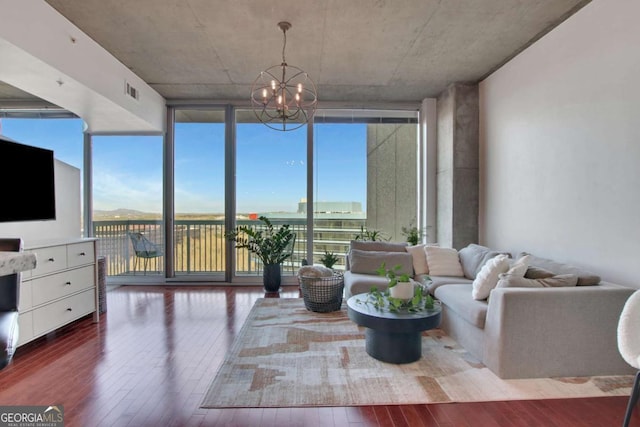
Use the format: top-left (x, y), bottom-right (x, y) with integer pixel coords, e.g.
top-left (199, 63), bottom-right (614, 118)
top-left (284, 233), bottom-right (296, 275)
top-left (128, 232), bottom-right (164, 275)
top-left (618, 289), bottom-right (640, 427)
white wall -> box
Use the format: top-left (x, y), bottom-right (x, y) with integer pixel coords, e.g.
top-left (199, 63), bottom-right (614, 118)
top-left (0, 159), bottom-right (81, 246)
top-left (479, 0), bottom-right (640, 288)
top-left (0, 1), bottom-right (166, 133)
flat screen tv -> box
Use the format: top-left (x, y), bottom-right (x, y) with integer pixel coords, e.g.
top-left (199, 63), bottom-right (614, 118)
top-left (0, 135), bottom-right (56, 222)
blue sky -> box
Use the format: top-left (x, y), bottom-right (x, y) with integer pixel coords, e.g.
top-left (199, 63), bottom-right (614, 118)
top-left (0, 118), bottom-right (366, 214)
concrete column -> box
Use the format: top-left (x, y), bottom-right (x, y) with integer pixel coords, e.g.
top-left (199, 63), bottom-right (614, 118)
top-left (436, 83), bottom-right (479, 249)
top-left (366, 123), bottom-right (418, 241)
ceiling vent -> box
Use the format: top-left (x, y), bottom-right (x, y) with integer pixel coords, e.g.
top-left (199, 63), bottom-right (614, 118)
top-left (125, 81), bottom-right (140, 101)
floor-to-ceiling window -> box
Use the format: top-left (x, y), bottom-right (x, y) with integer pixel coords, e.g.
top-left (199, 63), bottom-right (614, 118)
top-left (92, 135), bottom-right (164, 278)
top-left (234, 109), bottom-right (307, 280)
top-left (312, 110), bottom-right (419, 269)
top-left (173, 109), bottom-right (226, 278)
top-left (312, 122), bottom-right (367, 268)
top-left (1, 107), bottom-right (420, 284)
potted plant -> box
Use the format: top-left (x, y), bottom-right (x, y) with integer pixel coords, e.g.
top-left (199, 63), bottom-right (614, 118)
top-left (401, 222), bottom-right (423, 245)
top-left (377, 262), bottom-right (414, 301)
top-left (357, 265), bottom-right (437, 313)
top-left (354, 225), bottom-right (389, 242)
top-left (319, 251), bottom-right (340, 269)
top-left (225, 216), bottom-right (295, 292)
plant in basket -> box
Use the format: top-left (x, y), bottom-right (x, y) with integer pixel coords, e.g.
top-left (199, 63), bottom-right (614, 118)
top-left (319, 251), bottom-right (340, 269)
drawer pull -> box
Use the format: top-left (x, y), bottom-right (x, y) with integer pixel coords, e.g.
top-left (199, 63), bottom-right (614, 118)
top-left (79, 252), bottom-right (86, 256)
top-left (48, 257), bottom-right (55, 262)
top-left (65, 281), bottom-right (72, 286)
top-left (66, 308), bottom-right (73, 312)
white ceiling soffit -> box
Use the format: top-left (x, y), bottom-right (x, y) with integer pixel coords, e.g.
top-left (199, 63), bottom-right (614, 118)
top-left (0, 1), bottom-right (165, 133)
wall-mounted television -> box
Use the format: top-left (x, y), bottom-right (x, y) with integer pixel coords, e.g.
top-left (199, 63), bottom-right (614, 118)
top-left (0, 135), bottom-right (56, 222)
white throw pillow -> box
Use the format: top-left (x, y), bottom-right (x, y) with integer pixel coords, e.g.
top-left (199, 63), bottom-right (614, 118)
top-left (472, 254), bottom-right (510, 300)
top-left (405, 244), bottom-right (429, 275)
top-left (425, 247), bottom-right (464, 277)
top-left (506, 254), bottom-right (531, 277)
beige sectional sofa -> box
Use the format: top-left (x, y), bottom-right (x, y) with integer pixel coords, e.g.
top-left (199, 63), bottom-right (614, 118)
top-left (343, 241), bottom-right (636, 379)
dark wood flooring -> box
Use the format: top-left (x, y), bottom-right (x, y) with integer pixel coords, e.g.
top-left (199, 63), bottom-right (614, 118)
top-left (0, 285), bottom-right (636, 427)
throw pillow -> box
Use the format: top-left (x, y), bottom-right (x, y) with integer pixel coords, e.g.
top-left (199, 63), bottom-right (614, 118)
top-left (350, 240), bottom-right (407, 252)
top-left (472, 254), bottom-right (510, 300)
top-left (518, 252), bottom-right (600, 286)
top-left (506, 254), bottom-right (531, 277)
top-left (496, 273), bottom-right (544, 289)
top-left (524, 265), bottom-right (555, 279)
top-left (405, 244), bottom-right (429, 275)
top-left (425, 247), bottom-right (464, 277)
top-left (496, 273), bottom-right (578, 288)
top-left (349, 249), bottom-right (413, 276)
top-left (457, 244), bottom-right (492, 279)
top-left (457, 243), bottom-right (511, 280)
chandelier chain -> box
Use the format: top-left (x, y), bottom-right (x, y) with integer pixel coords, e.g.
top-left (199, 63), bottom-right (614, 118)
top-left (281, 27), bottom-right (287, 64)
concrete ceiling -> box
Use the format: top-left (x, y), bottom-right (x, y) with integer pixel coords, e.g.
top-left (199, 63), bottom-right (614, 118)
top-left (1, 0), bottom-right (590, 107)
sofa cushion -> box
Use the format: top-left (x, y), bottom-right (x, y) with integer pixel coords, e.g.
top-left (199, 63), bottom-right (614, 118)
top-left (506, 254), bottom-right (531, 277)
top-left (425, 247), bottom-right (464, 277)
top-left (458, 244), bottom-right (511, 279)
top-left (472, 254), bottom-right (510, 300)
top-left (426, 275), bottom-right (473, 294)
top-left (519, 252), bottom-right (601, 286)
top-left (434, 284), bottom-right (488, 329)
top-left (496, 273), bottom-right (579, 288)
top-left (405, 244), bottom-right (432, 275)
top-left (524, 265), bottom-right (555, 279)
top-left (349, 249), bottom-right (413, 276)
top-left (350, 240), bottom-right (407, 252)
top-left (343, 271), bottom-right (390, 297)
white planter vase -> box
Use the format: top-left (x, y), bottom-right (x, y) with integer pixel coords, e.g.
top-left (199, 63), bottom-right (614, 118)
top-left (389, 281), bottom-right (414, 301)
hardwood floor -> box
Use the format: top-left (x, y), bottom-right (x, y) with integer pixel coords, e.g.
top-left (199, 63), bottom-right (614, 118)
top-left (0, 285), bottom-right (636, 427)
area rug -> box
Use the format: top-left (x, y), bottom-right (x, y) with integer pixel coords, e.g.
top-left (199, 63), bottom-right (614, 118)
top-left (201, 298), bottom-right (633, 408)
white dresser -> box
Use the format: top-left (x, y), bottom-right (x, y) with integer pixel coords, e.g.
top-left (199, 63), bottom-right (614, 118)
top-left (18, 238), bottom-right (99, 346)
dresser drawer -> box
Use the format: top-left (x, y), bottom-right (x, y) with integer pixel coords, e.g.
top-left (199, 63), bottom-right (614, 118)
top-left (31, 265), bottom-right (95, 307)
top-left (32, 289), bottom-right (95, 336)
top-left (29, 245), bottom-right (68, 277)
top-left (67, 241), bottom-right (95, 268)
top-left (17, 311), bottom-right (34, 346)
top-left (18, 280), bottom-right (32, 312)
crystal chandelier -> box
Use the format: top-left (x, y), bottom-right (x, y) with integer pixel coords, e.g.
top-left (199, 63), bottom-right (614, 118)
top-left (250, 22), bottom-right (318, 131)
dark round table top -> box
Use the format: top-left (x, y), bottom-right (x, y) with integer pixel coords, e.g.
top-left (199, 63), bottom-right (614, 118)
top-left (346, 294), bottom-right (441, 333)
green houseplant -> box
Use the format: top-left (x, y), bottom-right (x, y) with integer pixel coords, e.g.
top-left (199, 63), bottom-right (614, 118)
top-left (376, 262), bottom-right (414, 301)
top-left (319, 251), bottom-right (340, 269)
top-left (401, 222), bottom-right (423, 245)
top-left (354, 225), bottom-right (389, 242)
top-left (225, 216), bottom-right (294, 292)
top-left (355, 262), bottom-right (436, 312)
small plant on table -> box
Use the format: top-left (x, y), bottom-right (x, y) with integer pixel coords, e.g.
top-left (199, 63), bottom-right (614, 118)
top-left (355, 262), bottom-right (436, 312)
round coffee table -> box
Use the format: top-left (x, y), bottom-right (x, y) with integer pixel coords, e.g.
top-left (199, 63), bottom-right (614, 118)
top-left (346, 295), bottom-right (441, 364)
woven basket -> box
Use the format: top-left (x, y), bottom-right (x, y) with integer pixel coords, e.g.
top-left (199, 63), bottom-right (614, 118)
top-left (297, 271), bottom-right (344, 313)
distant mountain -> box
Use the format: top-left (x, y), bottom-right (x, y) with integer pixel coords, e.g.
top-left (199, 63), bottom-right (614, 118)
top-left (93, 208), bottom-right (155, 218)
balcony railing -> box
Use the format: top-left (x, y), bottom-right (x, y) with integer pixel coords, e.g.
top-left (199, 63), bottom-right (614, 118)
top-left (93, 218), bottom-right (366, 278)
